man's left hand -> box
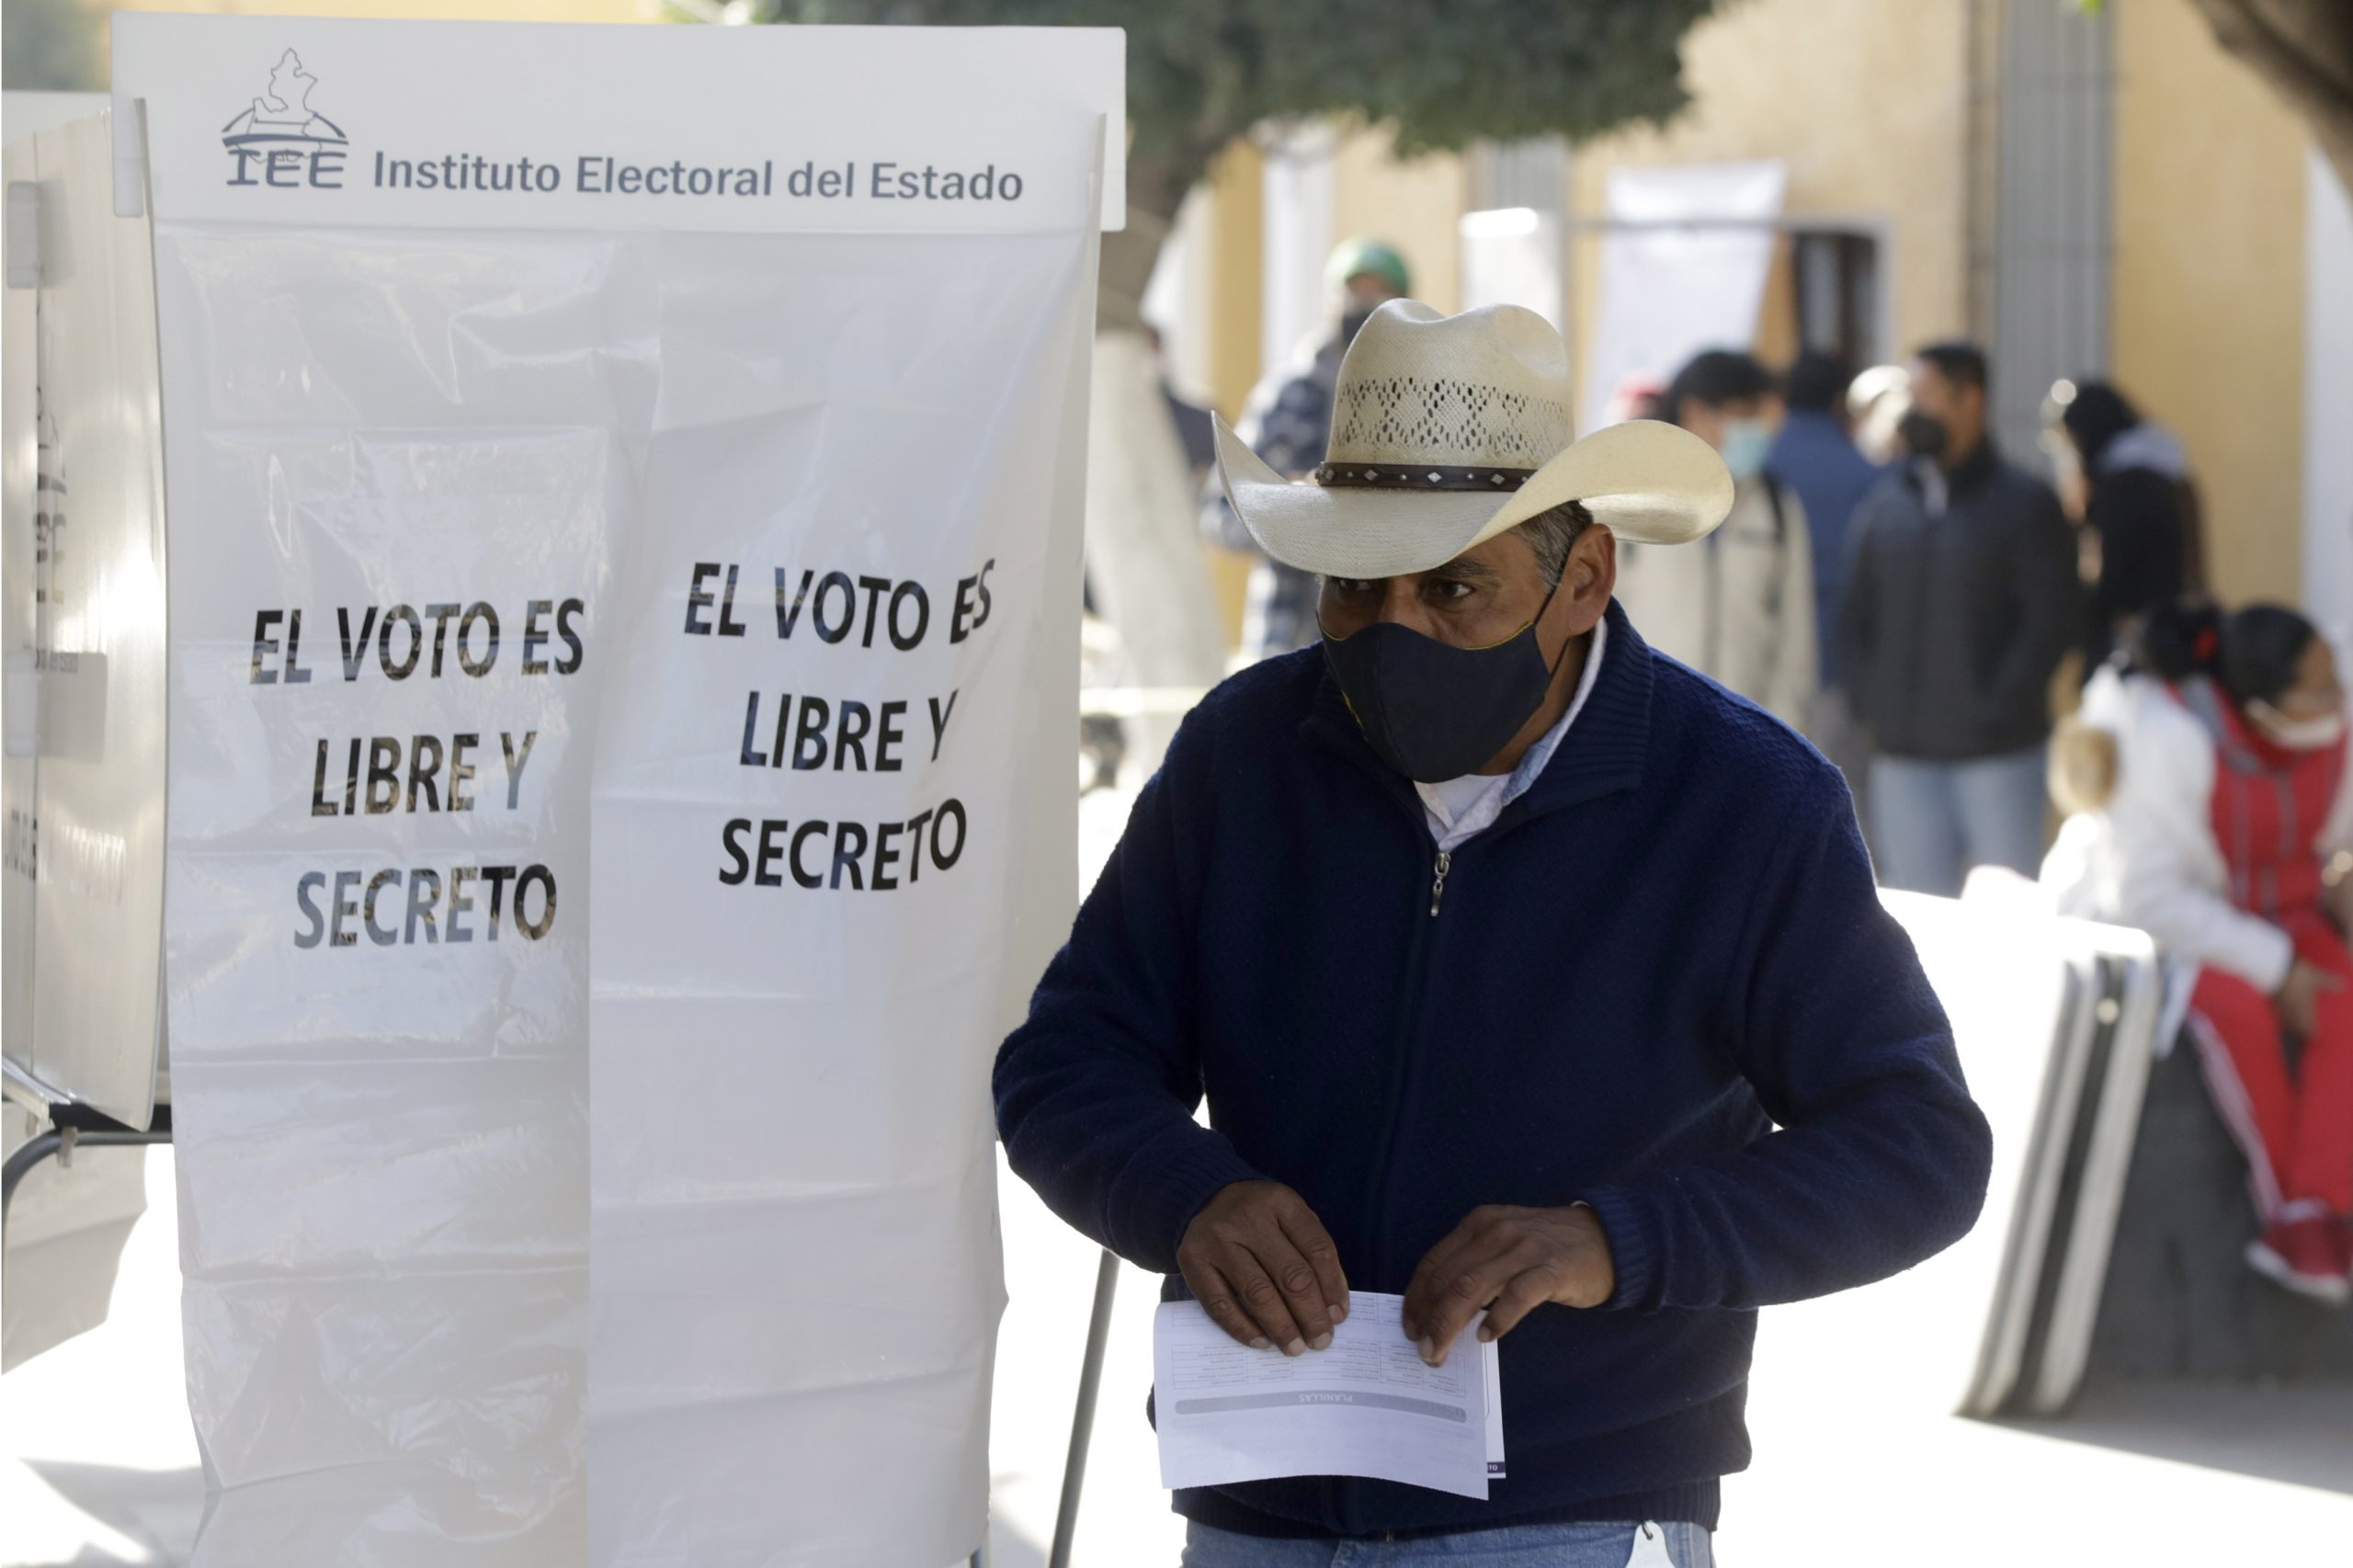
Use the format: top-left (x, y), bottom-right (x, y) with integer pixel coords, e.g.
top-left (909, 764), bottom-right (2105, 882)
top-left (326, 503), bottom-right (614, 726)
top-left (1400, 1204), bottom-right (1616, 1366)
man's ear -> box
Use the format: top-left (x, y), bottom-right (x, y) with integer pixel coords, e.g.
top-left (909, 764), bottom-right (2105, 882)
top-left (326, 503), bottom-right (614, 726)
top-left (1562, 526), bottom-right (1615, 635)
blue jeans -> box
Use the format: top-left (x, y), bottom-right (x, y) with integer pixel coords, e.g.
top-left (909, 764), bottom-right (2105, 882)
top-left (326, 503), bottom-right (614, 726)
top-left (1179, 1518), bottom-right (1715, 1567)
top-left (1869, 744), bottom-right (2049, 897)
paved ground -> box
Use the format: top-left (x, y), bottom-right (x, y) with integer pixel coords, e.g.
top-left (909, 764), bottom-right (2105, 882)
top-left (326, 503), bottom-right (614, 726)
top-left (5, 1125), bottom-right (2351, 1566)
top-left (990, 1112), bottom-right (2353, 1568)
top-left (6, 782), bottom-right (2349, 1563)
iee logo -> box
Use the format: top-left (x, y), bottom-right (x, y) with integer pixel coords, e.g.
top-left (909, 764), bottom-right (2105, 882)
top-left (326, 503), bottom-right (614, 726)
top-left (220, 50), bottom-right (347, 191)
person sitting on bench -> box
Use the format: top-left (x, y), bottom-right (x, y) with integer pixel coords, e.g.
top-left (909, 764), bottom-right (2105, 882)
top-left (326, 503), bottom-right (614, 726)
top-left (2057, 601), bottom-right (2353, 1302)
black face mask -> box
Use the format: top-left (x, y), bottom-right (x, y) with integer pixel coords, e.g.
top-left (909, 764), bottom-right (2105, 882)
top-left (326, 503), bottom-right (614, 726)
top-left (1898, 410), bottom-right (1949, 460)
top-left (1319, 583), bottom-right (1571, 783)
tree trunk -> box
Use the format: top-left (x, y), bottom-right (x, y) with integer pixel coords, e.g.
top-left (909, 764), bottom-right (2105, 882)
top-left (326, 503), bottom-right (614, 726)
top-left (1082, 330), bottom-right (1229, 776)
top-left (1096, 201), bottom-right (1171, 336)
top-left (2188, 0), bottom-right (2353, 196)
top-left (1079, 154), bottom-right (1230, 779)
top-left (1096, 153), bottom-right (1188, 335)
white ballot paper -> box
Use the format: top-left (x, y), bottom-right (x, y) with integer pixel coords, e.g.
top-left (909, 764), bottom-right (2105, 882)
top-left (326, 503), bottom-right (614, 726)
top-left (1154, 1291), bottom-right (1505, 1500)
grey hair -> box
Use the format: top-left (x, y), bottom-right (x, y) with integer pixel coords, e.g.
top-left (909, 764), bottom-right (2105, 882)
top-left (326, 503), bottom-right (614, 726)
top-left (1512, 499), bottom-right (1593, 588)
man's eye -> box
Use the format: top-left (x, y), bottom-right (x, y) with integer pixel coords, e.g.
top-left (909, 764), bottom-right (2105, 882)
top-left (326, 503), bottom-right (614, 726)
top-left (1332, 577), bottom-right (1378, 595)
top-left (1428, 580), bottom-right (1476, 602)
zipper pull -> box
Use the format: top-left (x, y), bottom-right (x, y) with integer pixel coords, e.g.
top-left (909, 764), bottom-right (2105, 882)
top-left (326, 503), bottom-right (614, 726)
top-left (1429, 848), bottom-right (1452, 917)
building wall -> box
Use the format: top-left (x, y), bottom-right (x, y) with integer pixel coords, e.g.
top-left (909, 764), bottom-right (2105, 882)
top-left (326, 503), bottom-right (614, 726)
top-left (1284, 0), bottom-right (2315, 612)
top-left (1564, 0), bottom-right (1974, 393)
top-left (1199, 140), bottom-right (1265, 422)
top-left (1198, 141), bottom-right (1266, 634)
top-left (2308, 150), bottom-right (2353, 643)
top-left (1203, 0), bottom-right (1978, 416)
top-left (1186, 1), bottom-right (1977, 642)
top-left (2111, 0), bottom-right (2309, 606)
top-left (1329, 131), bottom-right (1466, 319)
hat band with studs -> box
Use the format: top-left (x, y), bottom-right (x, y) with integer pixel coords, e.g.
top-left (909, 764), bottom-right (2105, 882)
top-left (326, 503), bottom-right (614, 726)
top-left (1313, 462), bottom-right (1536, 493)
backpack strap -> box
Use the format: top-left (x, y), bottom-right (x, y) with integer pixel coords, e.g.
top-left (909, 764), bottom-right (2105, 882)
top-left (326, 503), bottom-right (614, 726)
top-left (1761, 473), bottom-right (1790, 546)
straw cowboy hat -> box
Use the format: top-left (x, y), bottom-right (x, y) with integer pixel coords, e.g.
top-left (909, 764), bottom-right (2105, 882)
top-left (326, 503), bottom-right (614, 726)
top-left (1214, 301), bottom-right (1733, 579)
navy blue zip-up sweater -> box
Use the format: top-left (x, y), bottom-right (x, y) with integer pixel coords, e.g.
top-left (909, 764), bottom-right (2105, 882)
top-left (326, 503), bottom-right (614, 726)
top-left (995, 604), bottom-right (1992, 1539)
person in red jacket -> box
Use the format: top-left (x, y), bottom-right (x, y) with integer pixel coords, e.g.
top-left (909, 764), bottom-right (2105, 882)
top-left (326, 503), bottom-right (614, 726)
top-left (2097, 603), bottom-right (2353, 1301)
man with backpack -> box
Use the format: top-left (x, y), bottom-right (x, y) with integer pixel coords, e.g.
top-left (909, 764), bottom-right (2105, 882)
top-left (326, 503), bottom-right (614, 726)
top-left (1611, 349), bottom-right (1816, 731)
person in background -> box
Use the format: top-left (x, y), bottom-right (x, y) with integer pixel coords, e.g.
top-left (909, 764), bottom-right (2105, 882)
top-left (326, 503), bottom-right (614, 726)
top-left (1612, 349), bottom-right (1815, 730)
top-left (1769, 350), bottom-right (1883, 801)
top-left (1841, 341), bottom-right (2080, 896)
top-left (1601, 371), bottom-right (1669, 428)
top-left (2054, 602), bottom-right (2353, 1301)
top-left (1845, 362), bottom-right (1913, 465)
top-left (1201, 237), bottom-right (1412, 660)
top-left (2050, 379), bottom-right (2204, 673)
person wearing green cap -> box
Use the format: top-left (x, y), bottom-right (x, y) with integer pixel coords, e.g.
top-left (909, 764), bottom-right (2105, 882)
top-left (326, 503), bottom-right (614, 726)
top-left (1201, 237), bottom-right (1413, 661)
top-left (1324, 236), bottom-right (1413, 301)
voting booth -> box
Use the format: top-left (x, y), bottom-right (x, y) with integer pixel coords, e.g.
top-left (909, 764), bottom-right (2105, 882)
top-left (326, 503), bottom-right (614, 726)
top-left (6, 15), bottom-right (1120, 1564)
top-left (2, 95), bottom-right (172, 1373)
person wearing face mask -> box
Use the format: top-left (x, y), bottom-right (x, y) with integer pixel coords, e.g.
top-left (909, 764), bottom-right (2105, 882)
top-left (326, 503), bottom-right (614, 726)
top-left (2062, 602), bottom-right (2353, 1301)
top-left (1200, 237), bottom-right (1414, 662)
top-left (1610, 349), bottom-right (1816, 732)
top-left (999, 302), bottom-right (1992, 1565)
top-left (1839, 341), bottom-right (2082, 896)
top-left (2048, 379), bottom-right (2204, 676)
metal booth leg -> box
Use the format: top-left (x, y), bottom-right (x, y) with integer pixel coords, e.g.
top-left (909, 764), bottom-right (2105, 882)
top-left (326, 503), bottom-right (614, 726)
top-left (2, 1126), bottom-right (173, 1221)
top-left (1047, 1247), bottom-right (1120, 1568)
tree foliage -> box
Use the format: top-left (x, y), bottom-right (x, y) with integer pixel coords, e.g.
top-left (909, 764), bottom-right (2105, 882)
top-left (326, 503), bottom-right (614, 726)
top-left (763, 1), bottom-right (1721, 215)
top-left (4, 0), bottom-right (108, 92)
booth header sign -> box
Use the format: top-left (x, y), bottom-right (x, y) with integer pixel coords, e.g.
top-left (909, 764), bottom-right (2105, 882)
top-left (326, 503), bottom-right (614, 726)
top-left (111, 15), bottom-right (1124, 232)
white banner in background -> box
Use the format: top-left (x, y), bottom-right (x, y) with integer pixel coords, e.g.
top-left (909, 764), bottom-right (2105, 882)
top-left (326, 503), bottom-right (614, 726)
top-left (1578, 161), bottom-right (1785, 432)
top-left (1460, 206), bottom-right (1564, 331)
top-left (125, 15), bottom-right (1112, 1565)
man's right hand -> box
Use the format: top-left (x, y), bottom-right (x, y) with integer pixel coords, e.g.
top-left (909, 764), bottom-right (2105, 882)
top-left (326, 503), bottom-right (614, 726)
top-left (1176, 1179), bottom-right (1349, 1357)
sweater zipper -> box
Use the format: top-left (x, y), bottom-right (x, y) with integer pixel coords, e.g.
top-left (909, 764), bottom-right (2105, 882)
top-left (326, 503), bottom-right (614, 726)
top-left (1332, 838), bottom-right (1445, 1536)
top-left (1362, 838), bottom-right (1440, 1282)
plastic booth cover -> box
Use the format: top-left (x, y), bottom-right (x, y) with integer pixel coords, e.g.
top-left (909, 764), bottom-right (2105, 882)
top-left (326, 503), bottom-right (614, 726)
top-left (2, 107), bottom-right (168, 1369)
top-left (113, 15), bottom-right (1119, 1564)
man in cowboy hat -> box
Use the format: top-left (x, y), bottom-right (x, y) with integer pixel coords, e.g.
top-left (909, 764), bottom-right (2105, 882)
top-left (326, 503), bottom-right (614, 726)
top-left (997, 302), bottom-right (1992, 1565)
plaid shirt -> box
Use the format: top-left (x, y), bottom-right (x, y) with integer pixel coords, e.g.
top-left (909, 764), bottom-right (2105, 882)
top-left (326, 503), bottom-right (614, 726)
top-left (1199, 334), bottom-right (1349, 660)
